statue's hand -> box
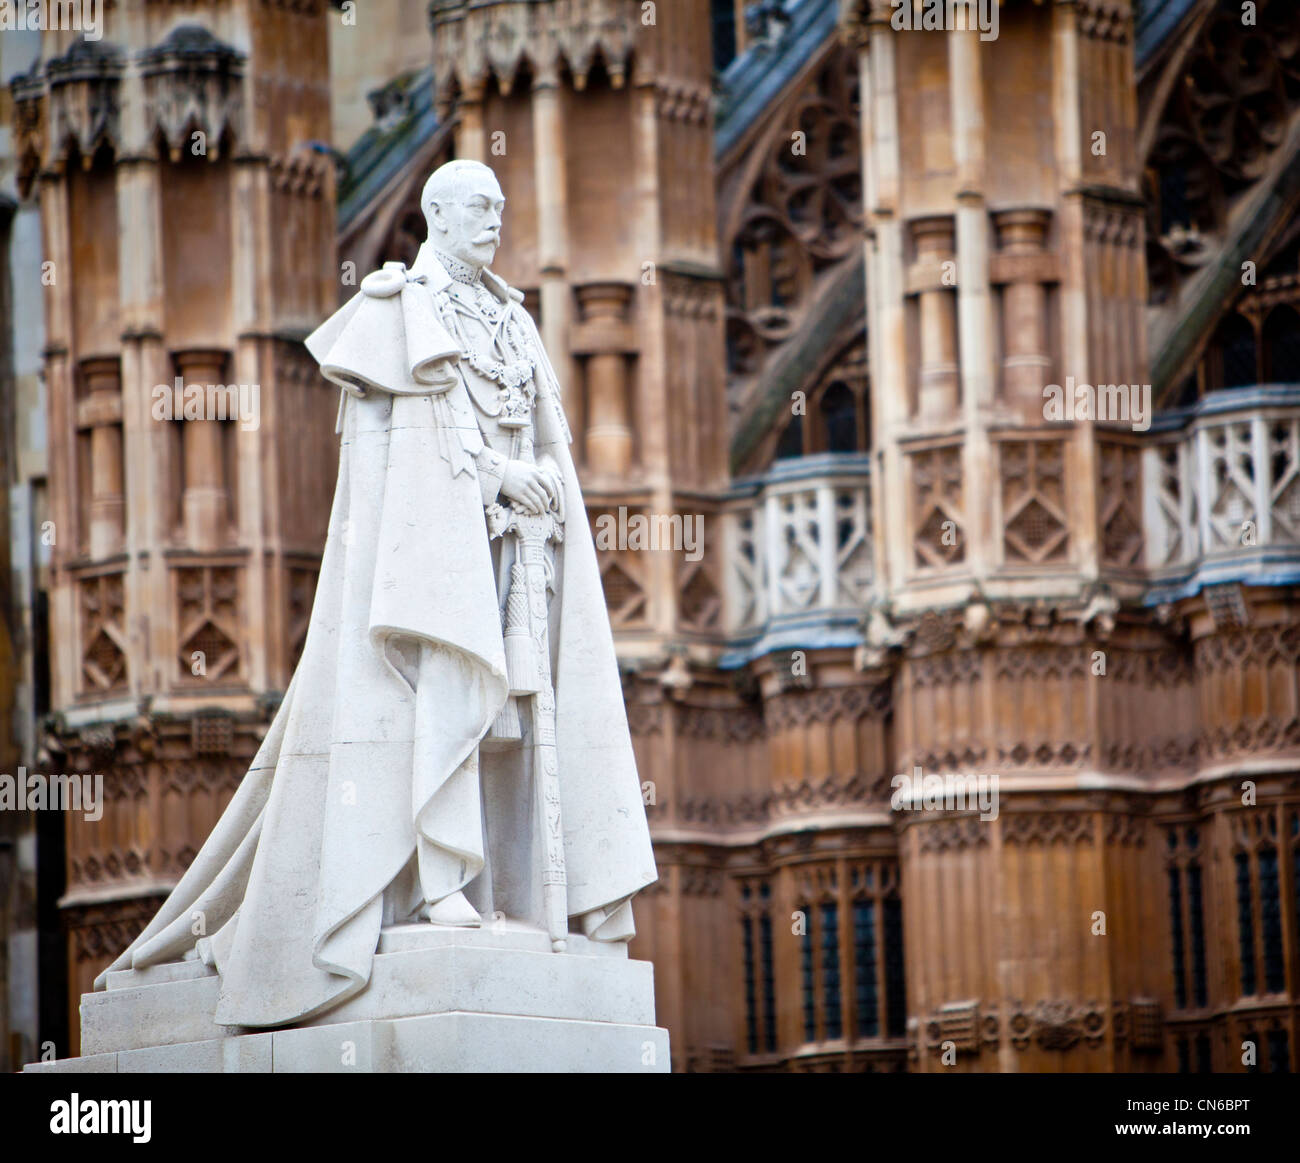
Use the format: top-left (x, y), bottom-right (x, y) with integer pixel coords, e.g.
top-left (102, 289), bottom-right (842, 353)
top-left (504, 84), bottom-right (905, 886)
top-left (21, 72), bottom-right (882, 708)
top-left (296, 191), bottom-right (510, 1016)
top-left (501, 461), bottom-right (561, 516)
top-left (536, 455), bottom-right (565, 524)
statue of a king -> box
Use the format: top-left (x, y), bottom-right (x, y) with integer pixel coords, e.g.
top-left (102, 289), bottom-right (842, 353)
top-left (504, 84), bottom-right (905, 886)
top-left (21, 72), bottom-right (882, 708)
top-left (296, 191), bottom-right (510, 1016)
top-left (92, 160), bottom-right (658, 1029)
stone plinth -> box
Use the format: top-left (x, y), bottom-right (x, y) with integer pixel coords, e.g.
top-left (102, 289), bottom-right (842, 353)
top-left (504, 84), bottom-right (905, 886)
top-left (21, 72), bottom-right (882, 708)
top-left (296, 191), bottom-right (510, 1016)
top-left (26, 924), bottom-right (669, 1073)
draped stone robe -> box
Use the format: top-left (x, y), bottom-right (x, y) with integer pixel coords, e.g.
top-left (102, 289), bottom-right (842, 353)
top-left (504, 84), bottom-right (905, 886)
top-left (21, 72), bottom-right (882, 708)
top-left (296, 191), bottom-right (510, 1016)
top-left (92, 246), bottom-right (657, 1029)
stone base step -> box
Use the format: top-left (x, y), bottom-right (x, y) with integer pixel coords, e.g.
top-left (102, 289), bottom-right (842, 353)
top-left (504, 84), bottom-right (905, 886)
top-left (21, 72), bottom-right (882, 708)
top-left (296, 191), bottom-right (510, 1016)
top-left (26, 1011), bottom-right (669, 1073)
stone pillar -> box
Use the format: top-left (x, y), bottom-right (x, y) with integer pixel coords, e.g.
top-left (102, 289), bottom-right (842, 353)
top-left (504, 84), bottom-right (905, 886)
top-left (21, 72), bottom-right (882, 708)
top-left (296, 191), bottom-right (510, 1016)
top-left (911, 216), bottom-right (959, 421)
top-left (532, 64), bottom-right (572, 400)
top-left (175, 349), bottom-right (229, 551)
top-left (948, 24), bottom-right (993, 416)
top-left (116, 152), bottom-right (168, 691)
top-left (82, 358), bottom-right (126, 559)
top-left (948, 25), bottom-right (993, 579)
top-left (576, 282), bottom-right (634, 477)
top-left (455, 81), bottom-right (487, 162)
top-left (995, 208), bottom-right (1053, 412)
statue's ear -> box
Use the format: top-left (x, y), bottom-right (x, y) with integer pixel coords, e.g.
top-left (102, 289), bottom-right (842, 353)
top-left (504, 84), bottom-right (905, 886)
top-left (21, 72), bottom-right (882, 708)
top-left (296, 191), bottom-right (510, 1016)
top-left (427, 201), bottom-right (448, 236)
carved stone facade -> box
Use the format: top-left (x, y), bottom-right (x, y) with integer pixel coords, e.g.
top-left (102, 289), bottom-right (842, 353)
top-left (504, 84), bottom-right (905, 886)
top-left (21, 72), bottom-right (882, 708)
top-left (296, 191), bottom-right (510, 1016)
top-left (10, 4), bottom-right (338, 1054)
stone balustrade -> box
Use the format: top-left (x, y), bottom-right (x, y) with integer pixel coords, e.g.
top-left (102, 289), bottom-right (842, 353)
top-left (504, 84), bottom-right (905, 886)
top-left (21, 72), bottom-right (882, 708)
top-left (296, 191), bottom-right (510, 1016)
top-left (1146, 387), bottom-right (1300, 594)
top-left (722, 452), bottom-right (874, 655)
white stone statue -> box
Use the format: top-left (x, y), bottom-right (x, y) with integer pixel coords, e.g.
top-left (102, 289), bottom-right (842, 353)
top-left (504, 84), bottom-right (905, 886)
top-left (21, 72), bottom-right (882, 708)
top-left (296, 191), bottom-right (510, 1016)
top-left (94, 160), bottom-right (658, 1030)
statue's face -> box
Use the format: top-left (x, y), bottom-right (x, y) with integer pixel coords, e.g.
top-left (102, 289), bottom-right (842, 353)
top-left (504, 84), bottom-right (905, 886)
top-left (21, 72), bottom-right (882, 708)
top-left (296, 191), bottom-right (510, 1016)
top-left (428, 171), bottom-right (505, 269)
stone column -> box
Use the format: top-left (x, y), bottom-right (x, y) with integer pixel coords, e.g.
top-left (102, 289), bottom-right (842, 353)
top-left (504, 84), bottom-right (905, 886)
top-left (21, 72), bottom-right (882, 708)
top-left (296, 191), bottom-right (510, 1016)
top-left (116, 151), bottom-right (168, 693)
top-left (995, 208), bottom-right (1053, 412)
top-left (176, 349), bottom-right (229, 551)
top-left (911, 216), bottom-right (959, 421)
top-left (532, 64), bottom-right (572, 400)
top-left (455, 81), bottom-right (487, 162)
top-left (82, 358), bottom-right (125, 559)
top-left (948, 25), bottom-right (993, 580)
top-left (948, 23), bottom-right (993, 415)
top-left (576, 283), bottom-right (634, 477)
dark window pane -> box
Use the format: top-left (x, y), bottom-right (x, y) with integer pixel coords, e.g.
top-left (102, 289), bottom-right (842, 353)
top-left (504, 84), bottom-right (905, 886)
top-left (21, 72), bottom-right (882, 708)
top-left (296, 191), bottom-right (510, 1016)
top-left (854, 900), bottom-right (878, 1037)
top-left (712, 0), bottom-right (737, 74)
top-left (1294, 834), bottom-right (1300, 990)
top-left (1217, 314), bottom-right (1257, 389)
top-left (1236, 852), bottom-right (1257, 996)
top-left (819, 381), bottom-right (858, 453)
top-left (1160, 166), bottom-right (1189, 233)
top-left (1259, 847), bottom-right (1284, 993)
top-left (1196, 1033), bottom-right (1213, 1073)
top-left (1189, 863), bottom-right (1208, 1008)
top-left (820, 902), bottom-right (841, 1039)
top-left (760, 913), bottom-right (776, 1052)
top-left (1169, 867), bottom-right (1187, 1009)
top-left (1263, 305), bottom-right (1300, 383)
top-left (800, 906), bottom-right (816, 1042)
top-left (884, 896), bottom-right (906, 1038)
top-left (743, 916), bottom-right (758, 1054)
top-left (1176, 1036), bottom-right (1191, 1073)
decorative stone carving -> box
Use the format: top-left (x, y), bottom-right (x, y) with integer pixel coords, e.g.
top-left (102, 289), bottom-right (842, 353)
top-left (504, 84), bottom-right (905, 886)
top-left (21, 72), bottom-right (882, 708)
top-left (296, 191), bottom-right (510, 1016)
top-left (679, 558), bottom-right (722, 632)
top-left (1001, 812), bottom-right (1096, 847)
top-left (726, 466), bottom-right (873, 635)
top-left (191, 714), bottom-right (233, 756)
top-left (1098, 440), bottom-right (1145, 566)
top-left (911, 444), bottom-right (965, 569)
top-left (139, 24), bottom-right (246, 162)
top-left (174, 566), bottom-right (241, 683)
top-left (913, 817), bottom-right (991, 853)
top-left (79, 573), bottom-right (128, 693)
top-left (1033, 1000), bottom-right (1082, 1051)
top-left (44, 36), bottom-right (124, 167)
top-left (1000, 438), bottom-right (1069, 565)
top-left (431, 0), bottom-right (638, 110)
top-left (937, 1000), bottom-right (980, 1052)
top-left (765, 682), bottom-right (890, 729)
top-left (590, 506), bottom-right (650, 627)
top-left (69, 898), bottom-right (162, 967)
top-left (1129, 998), bottom-right (1164, 1051)
top-left (1144, 1), bottom-right (1300, 306)
top-left (721, 43), bottom-right (862, 386)
top-left (11, 60), bottom-right (45, 196)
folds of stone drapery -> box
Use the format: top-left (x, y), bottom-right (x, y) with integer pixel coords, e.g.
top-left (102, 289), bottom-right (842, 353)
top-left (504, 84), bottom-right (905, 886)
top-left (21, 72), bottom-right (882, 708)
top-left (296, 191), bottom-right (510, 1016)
top-left (89, 349), bottom-right (658, 1028)
top-left (94, 390), bottom-right (509, 1028)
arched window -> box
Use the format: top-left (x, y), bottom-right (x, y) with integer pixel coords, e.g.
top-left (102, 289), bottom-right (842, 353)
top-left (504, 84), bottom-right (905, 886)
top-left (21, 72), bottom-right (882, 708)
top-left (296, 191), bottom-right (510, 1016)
top-left (819, 380), bottom-right (859, 453)
top-left (1214, 313), bottom-right (1257, 389)
top-left (1263, 305), bottom-right (1300, 383)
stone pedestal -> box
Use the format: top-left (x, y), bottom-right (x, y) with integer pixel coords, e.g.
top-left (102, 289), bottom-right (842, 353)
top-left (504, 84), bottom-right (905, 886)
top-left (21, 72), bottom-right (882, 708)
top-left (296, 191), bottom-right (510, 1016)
top-left (26, 924), bottom-right (669, 1073)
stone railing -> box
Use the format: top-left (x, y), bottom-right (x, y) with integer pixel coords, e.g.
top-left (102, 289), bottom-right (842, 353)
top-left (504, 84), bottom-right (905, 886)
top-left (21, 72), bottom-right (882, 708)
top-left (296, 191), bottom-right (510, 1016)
top-left (1145, 387), bottom-right (1300, 590)
top-left (722, 453), bottom-right (874, 650)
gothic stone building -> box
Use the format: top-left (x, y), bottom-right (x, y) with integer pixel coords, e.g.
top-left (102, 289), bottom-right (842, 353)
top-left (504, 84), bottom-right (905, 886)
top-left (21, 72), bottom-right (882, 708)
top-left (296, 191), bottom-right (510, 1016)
top-left (4, 0), bottom-right (1300, 1073)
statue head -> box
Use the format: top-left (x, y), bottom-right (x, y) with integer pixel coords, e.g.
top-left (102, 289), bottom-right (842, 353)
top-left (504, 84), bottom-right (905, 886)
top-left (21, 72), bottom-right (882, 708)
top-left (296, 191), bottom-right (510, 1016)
top-left (421, 160), bottom-right (505, 271)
